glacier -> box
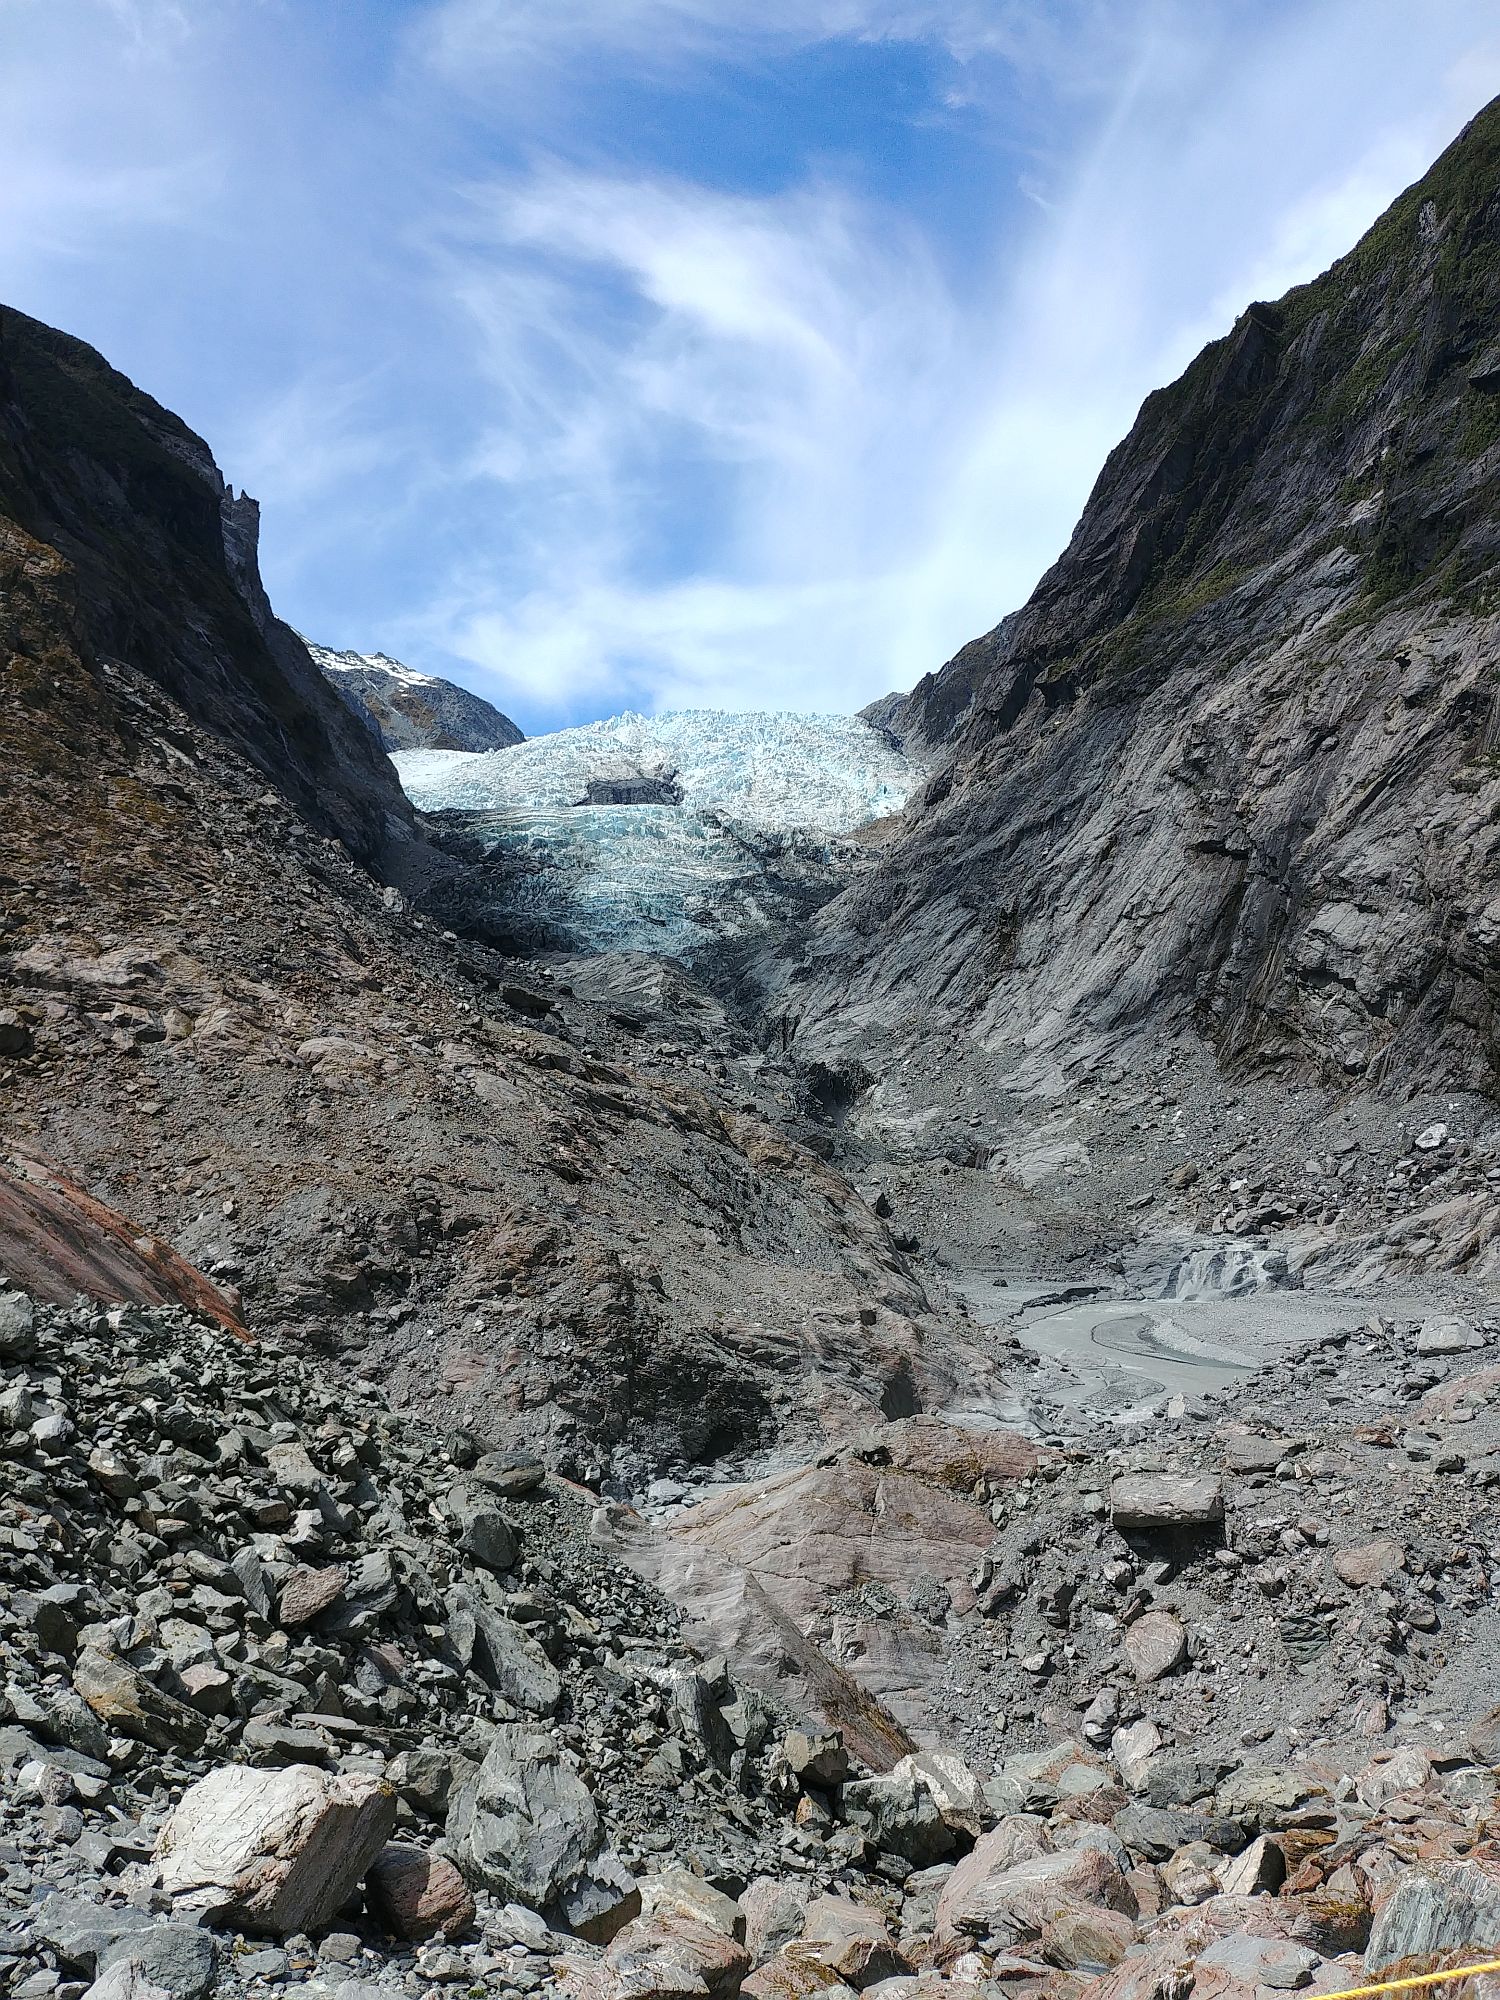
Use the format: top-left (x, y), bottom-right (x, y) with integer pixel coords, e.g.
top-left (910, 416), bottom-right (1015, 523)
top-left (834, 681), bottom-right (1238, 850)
top-left (393, 709), bottom-right (921, 959)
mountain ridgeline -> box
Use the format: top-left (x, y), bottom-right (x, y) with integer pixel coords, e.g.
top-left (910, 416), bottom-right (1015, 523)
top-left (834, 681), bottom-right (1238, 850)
top-left (308, 641), bottom-right (526, 754)
top-left (794, 100), bottom-right (1500, 1099)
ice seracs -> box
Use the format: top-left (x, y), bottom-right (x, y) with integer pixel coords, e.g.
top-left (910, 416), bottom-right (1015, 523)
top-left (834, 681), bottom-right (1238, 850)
top-left (393, 709), bottom-right (922, 958)
top-left (394, 709), bottom-right (915, 830)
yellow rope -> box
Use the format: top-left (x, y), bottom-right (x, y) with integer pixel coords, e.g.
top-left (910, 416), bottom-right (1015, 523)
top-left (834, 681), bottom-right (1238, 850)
top-left (1305, 1963), bottom-right (1500, 2000)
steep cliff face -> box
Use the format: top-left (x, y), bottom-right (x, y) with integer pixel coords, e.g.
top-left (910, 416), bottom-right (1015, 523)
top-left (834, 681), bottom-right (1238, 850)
top-left (0, 306), bottom-right (412, 869)
top-left (796, 100), bottom-right (1500, 1105)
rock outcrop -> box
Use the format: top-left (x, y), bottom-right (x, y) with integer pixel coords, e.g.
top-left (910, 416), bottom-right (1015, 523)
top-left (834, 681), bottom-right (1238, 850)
top-left (0, 306), bottom-right (411, 872)
top-left (782, 99), bottom-right (1500, 1130)
top-left (307, 641), bottom-right (525, 754)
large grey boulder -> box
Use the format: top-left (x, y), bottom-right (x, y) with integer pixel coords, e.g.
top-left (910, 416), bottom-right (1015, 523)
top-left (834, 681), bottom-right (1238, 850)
top-left (1416, 1315), bottom-right (1482, 1356)
top-left (446, 1725), bottom-right (602, 1909)
top-left (447, 1481), bottom-right (518, 1570)
top-left (33, 1900), bottom-right (155, 1973)
top-left (841, 1763), bottom-right (955, 1867)
top-left (154, 1763), bottom-right (396, 1936)
top-left (1367, 1858), bottom-right (1500, 1976)
top-left (446, 1583), bottom-right (561, 1715)
top-left (0, 1290), bottom-right (36, 1358)
top-left (1110, 1474), bottom-right (1223, 1530)
top-left (97, 1925), bottom-right (218, 2000)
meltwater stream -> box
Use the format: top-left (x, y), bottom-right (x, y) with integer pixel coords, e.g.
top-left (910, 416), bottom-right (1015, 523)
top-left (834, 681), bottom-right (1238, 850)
top-left (950, 1247), bottom-right (1435, 1429)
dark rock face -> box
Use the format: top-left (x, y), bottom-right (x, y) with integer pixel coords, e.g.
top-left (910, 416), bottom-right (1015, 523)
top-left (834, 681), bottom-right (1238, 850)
top-left (307, 642), bottom-right (525, 754)
top-left (581, 773), bottom-right (684, 807)
top-left (791, 100), bottom-right (1500, 1096)
top-left (0, 306), bottom-right (411, 871)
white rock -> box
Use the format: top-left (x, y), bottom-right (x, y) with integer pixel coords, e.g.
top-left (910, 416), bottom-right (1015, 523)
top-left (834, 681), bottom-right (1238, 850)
top-left (1110, 1718), bottom-right (1162, 1790)
top-left (154, 1763), bottom-right (396, 1936)
top-left (82, 1966), bottom-right (170, 2000)
top-left (1416, 1315), bottom-right (1482, 1356)
top-left (891, 1750), bottom-right (991, 1837)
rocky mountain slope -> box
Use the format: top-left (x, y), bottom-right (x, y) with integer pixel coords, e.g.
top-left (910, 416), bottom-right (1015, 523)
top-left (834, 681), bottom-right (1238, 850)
top-left (0, 307), bottom-right (411, 874)
top-left (775, 100), bottom-right (1500, 1273)
top-left (0, 302), bottom-right (992, 1490)
top-left (306, 643), bottom-right (525, 755)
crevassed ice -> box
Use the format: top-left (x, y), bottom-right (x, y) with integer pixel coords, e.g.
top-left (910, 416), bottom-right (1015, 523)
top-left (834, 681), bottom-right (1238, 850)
top-left (394, 709), bottom-right (915, 830)
top-left (392, 709), bottom-right (920, 959)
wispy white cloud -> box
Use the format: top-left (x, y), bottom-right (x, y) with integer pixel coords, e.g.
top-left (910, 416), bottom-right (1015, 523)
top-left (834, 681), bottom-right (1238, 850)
top-left (221, 371), bottom-right (398, 506)
top-left (418, 0), bottom-right (1135, 87)
top-left (404, 0), bottom-right (1500, 723)
top-left (5, 0), bottom-right (1500, 728)
top-left (416, 166), bottom-right (965, 712)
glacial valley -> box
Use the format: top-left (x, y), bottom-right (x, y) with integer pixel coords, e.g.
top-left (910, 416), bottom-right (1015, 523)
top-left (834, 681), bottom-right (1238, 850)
top-left (6, 93), bottom-right (1500, 2000)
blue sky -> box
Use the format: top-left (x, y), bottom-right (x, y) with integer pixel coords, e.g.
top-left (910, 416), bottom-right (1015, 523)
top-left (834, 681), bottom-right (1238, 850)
top-left (5, 2), bottom-right (1500, 732)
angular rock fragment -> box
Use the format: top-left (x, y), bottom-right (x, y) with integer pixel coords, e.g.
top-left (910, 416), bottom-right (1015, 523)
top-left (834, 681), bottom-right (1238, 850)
top-left (557, 1853), bottom-right (643, 1946)
top-left (154, 1762), bottom-right (397, 1935)
top-left (1416, 1316), bottom-right (1482, 1355)
top-left (563, 1913), bottom-right (751, 2000)
top-left (447, 1480), bottom-right (519, 1570)
top-left (447, 1724), bottom-right (601, 1908)
top-left (784, 1729), bottom-right (849, 1789)
top-left (1123, 1609), bottom-right (1187, 1683)
top-left (1366, 1857), bottom-right (1500, 1976)
top-left (1110, 1474), bottom-right (1224, 1530)
top-left (936, 1839), bottom-right (1134, 1951)
top-left (741, 1878), bottom-right (812, 1963)
top-left (801, 1895), bottom-right (910, 1988)
top-left (640, 1869), bottom-right (746, 1940)
top-left (277, 1562), bottom-right (348, 1626)
top-left (365, 1844), bottom-right (476, 1941)
top-left (73, 1648), bottom-right (207, 1754)
top-left (842, 1764), bottom-right (954, 1867)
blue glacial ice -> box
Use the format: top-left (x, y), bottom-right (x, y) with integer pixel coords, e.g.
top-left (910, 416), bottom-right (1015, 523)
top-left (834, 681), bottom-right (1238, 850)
top-left (393, 709), bottom-right (921, 959)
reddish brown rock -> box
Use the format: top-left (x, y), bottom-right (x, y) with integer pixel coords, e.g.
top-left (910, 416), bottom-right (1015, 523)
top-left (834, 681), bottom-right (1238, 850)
top-left (366, 1844), bottom-right (476, 1941)
top-left (1039, 1902), bottom-right (1138, 1970)
top-left (277, 1564), bottom-right (348, 1627)
top-left (936, 1841), bottom-right (1134, 1953)
top-left (561, 1912), bottom-right (752, 2000)
top-left (741, 1944), bottom-right (857, 1999)
top-left (1333, 1539), bottom-right (1406, 1589)
top-left (0, 1146), bottom-right (251, 1338)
